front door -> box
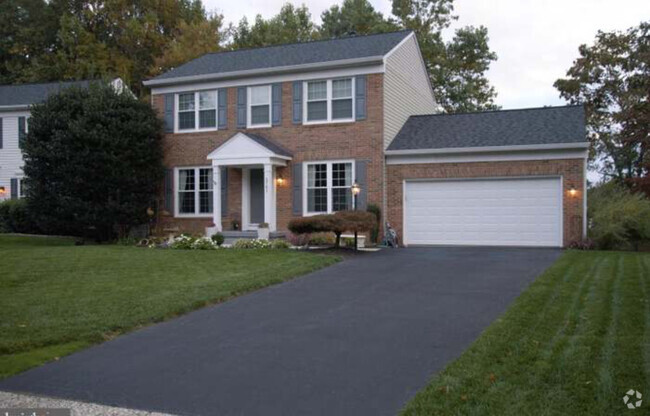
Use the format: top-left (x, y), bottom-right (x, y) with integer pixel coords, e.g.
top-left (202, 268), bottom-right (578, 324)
top-left (249, 168), bottom-right (265, 225)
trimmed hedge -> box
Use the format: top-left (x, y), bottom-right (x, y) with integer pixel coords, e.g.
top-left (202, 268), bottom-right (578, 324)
top-left (0, 199), bottom-right (39, 234)
top-left (288, 210), bottom-right (376, 248)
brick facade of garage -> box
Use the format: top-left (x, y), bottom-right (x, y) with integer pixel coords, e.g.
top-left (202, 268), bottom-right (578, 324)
top-left (386, 158), bottom-right (585, 247)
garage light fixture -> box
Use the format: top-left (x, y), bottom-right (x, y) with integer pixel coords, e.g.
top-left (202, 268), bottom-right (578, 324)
top-left (569, 186), bottom-right (577, 197)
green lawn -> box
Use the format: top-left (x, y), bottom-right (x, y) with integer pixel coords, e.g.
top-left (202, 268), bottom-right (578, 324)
top-left (402, 250), bottom-right (649, 415)
top-left (0, 235), bottom-right (339, 379)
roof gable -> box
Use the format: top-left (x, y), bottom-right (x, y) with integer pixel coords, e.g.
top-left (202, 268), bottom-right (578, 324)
top-left (147, 31), bottom-right (412, 85)
top-left (387, 105), bottom-right (587, 151)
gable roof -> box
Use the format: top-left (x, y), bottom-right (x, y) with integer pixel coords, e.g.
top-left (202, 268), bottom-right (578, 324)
top-left (387, 105), bottom-right (587, 152)
top-left (245, 133), bottom-right (293, 158)
top-left (0, 80), bottom-right (94, 109)
top-left (144, 30), bottom-right (412, 86)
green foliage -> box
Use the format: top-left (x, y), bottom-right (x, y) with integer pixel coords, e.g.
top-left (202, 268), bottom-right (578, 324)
top-left (232, 238), bottom-right (290, 249)
top-left (588, 181), bottom-right (650, 250)
top-left (309, 233), bottom-right (336, 246)
top-left (170, 234), bottom-right (219, 250)
top-left (366, 203), bottom-right (381, 243)
top-left (0, 199), bottom-right (38, 234)
top-left (288, 210), bottom-right (376, 248)
top-left (320, 0), bottom-right (398, 38)
top-left (231, 4), bottom-right (316, 49)
top-left (554, 21), bottom-right (650, 181)
top-left (23, 85), bottom-right (164, 241)
top-left (211, 232), bottom-right (225, 247)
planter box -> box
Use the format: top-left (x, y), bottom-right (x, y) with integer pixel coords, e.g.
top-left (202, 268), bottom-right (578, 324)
top-left (257, 228), bottom-right (270, 240)
top-left (205, 226), bottom-right (220, 238)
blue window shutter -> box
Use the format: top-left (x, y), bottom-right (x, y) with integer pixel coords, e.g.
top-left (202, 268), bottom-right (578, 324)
top-left (292, 81), bottom-right (302, 124)
top-left (220, 167), bottom-right (228, 216)
top-left (292, 163), bottom-right (302, 215)
top-left (18, 117), bottom-right (26, 148)
top-left (237, 87), bottom-right (247, 128)
top-left (272, 83), bottom-right (282, 126)
top-left (164, 94), bottom-right (174, 133)
top-left (355, 160), bottom-right (368, 210)
top-left (218, 89), bottom-right (227, 129)
top-left (10, 178), bottom-right (18, 200)
top-left (355, 75), bottom-right (367, 121)
top-left (0, 118), bottom-right (3, 149)
top-left (164, 169), bottom-right (174, 213)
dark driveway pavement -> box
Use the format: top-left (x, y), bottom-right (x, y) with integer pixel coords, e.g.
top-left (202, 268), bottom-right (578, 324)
top-left (1, 247), bottom-right (562, 416)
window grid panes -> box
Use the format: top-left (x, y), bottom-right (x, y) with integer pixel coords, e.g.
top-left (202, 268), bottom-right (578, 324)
top-left (178, 93), bottom-right (196, 130)
top-left (307, 163), bottom-right (328, 213)
top-left (178, 168), bottom-right (213, 215)
top-left (332, 79), bottom-right (353, 120)
top-left (332, 163), bottom-right (352, 211)
top-left (306, 81), bottom-right (328, 122)
top-left (249, 86), bottom-right (270, 126)
top-left (199, 91), bottom-right (217, 129)
top-left (198, 168), bottom-right (213, 214)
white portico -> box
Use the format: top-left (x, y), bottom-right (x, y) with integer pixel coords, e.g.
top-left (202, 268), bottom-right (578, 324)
top-left (207, 132), bottom-right (292, 233)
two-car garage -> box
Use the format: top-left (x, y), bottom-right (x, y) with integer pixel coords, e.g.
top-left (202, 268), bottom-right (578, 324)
top-left (403, 177), bottom-right (563, 247)
top-left (385, 105), bottom-right (589, 248)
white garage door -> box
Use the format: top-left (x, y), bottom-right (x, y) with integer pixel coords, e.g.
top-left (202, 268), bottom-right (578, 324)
top-left (404, 177), bottom-right (562, 247)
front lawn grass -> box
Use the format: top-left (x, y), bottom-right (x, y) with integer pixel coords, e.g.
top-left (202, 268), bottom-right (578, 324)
top-left (402, 250), bottom-right (650, 415)
top-left (0, 235), bottom-right (339, 379)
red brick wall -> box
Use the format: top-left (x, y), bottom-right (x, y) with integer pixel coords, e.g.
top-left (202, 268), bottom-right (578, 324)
top-left (386, 159), bottom-right (585, 247)
top-left (152, 74), bottom-right (384, 233)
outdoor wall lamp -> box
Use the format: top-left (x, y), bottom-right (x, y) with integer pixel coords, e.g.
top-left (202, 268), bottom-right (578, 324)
top-left (276, 175), bottom-right (286, 186)
top-left (351, 182), bottom-right (361, 197)
top-left (0, 187), bottom-right (5, 196)
top-left (569, 186), bottom-right (577, 197)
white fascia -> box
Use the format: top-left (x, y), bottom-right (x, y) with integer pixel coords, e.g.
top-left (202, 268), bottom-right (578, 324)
top-left (385, 142), bottom-right (590, 156)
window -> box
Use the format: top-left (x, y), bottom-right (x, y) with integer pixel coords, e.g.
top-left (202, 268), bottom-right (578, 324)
top-left (305, 161), bottom-right (354, 214)
top-left (248, 85), bottom-right (271, 127)
top-left (177, 167), bottom-right (213, 216)
top-left (304, 78), bottom-right (354, 124)
top-left (176, 91), bottom-right (218, 132)
top-left (18, 179), bottom-right (25, 198)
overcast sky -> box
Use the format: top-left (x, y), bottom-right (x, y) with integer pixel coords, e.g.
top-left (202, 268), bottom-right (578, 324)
top-left (203, 0), bottom-right (649, 110)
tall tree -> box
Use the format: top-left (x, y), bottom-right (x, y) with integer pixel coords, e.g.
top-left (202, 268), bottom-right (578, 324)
top-left (392, 0), bottom-right (498, 112)
top-left (320, 0), bottom-right (398, 39)
top-left (231, 4), bottom-right (316, 49)
top-left (554, 21), bottom-right (650, 185)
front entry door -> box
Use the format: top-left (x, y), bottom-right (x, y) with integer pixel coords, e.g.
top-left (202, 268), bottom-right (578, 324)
top-left (249, 169), bottom-right (265, 225)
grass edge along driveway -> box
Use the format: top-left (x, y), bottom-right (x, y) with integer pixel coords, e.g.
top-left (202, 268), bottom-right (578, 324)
top-left (0, 235), bottom-right (339, 379)
top-left (401, 250), bottom-right (649, 415)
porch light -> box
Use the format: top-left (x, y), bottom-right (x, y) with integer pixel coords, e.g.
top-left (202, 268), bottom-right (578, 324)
top-left (351, 182), bottom-right (361, 196)
top-left (276, 175), bottom-right (286, 186)
top-left (0, 187), bottom-right (5, 196)
top-left (569, 186), bottom-right (577, 197)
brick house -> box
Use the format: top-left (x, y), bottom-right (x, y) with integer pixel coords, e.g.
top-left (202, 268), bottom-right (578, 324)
top-left (144, 30), bottom-right (588, 247)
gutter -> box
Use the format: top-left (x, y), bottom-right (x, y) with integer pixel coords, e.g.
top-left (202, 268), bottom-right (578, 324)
top-left (385, 142), bottom-right (590, 155)
top-left (0, 105), bottom-right (30, 111)
top-left (143, 56), bottom-right (385, 87)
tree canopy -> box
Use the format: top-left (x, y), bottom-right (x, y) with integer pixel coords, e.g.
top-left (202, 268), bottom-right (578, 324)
top-left (23, 84), bottom-right (164, 240)
top-left (4, 0), bottom-right (499, 111)
top-left (555, 21), bottom-right (649, 187)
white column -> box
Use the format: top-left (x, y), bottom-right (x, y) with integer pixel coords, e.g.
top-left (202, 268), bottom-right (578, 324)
top-left (263, 163), bottom-right (275, 232)
top-left (212, 165), bottom-right (222, 232)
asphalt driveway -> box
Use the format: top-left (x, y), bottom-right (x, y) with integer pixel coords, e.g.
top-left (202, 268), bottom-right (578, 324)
top-left (1, 247), bottom-right (562, 416)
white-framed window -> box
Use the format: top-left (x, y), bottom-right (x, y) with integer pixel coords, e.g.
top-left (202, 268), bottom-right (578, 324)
top-left (303, 78), bottom-right (355, 124)
top-left (247, 85), bottom-right (272, 128)
top-left (176, 91), bottom-right (218, 132)
top-left (176, 167), bottom-right (213, 216)
top-left (303, 160), bottom-right (355, 215)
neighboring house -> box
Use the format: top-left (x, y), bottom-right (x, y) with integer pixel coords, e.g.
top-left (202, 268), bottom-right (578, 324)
top-left (0, 78), bottom-right (128, 202)
top-left (144, 30), bottom-right (588, 247)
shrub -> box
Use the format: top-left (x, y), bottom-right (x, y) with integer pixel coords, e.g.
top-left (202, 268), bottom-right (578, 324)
top-left (271, 239), bottom-right (291, 249)
top-left (211, 233), bottom-right (225, 247)
top-left (588, 181), bottom-right (650, 250)
top-left (169, 235), bottom-right (219, 250)
top-left (366, 203), bottom-right (381, 243)
top-left (233, 239), bottom-right (272, 249)
top-left (287, 232), bottom-right (311, 246)
top-left (309, 232), bottom-right (336, 246)
top-left (0, 199), bottom-right (38, 234)
top-left (23, 84), bottom-right (163, 241)
top-left (288, 210), bottom-right (376, 248)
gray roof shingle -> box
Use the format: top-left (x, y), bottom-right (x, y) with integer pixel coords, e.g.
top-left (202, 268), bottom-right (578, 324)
top-left (0, 80), bottom-right (94, 107)
top-left (387, 105), bottom-right (587, 151)
top-left (246, 133), bottom-right (293, 157)
top-left (148, 30), bottom-right (412, 83)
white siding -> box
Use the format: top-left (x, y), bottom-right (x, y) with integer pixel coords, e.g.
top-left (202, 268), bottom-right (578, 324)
top-left (383, 34), bottom-right (438, 149)
top-left (0, 110), bottom-right (29, 201)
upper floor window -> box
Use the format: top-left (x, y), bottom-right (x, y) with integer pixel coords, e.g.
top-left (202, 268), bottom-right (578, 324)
top-left (177, 91), bottom-right (217, 132)
top-left (304, 78), bottom-right (354, 124)
top-left (248, 85), bottom-right (271, 128)
top-left (177, 167), bottom-right (213, 216)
